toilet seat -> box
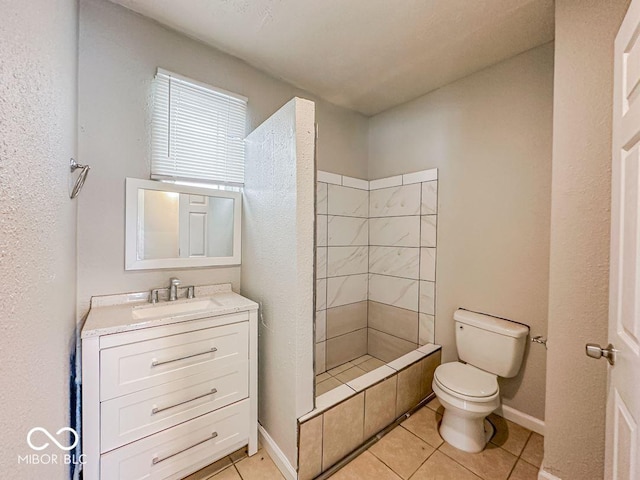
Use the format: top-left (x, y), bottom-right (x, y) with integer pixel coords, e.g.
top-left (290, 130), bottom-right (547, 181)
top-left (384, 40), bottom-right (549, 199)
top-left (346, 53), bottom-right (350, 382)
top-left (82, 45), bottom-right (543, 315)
top-left (434, 362), bottom-right (498, 401)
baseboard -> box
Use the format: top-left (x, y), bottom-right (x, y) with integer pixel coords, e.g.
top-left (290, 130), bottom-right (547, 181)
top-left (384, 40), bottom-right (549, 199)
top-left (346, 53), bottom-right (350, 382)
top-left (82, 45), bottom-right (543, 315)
top-left (258, 424), bottom-right (297, 480)
top-left (494, 404), bottom-right (545, 436)
top-left (538, 467), bottom-right (562, 480)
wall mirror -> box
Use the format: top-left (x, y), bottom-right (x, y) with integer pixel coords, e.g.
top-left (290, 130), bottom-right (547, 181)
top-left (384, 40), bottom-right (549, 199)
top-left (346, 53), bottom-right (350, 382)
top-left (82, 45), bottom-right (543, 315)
top-left (125, 178), bottom-right (241, 270)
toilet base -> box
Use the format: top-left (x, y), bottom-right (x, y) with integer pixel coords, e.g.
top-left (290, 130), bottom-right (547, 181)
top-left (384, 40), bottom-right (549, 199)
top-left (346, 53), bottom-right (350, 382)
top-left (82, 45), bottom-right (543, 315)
top-left (439, 410), bottom-right (495, 453)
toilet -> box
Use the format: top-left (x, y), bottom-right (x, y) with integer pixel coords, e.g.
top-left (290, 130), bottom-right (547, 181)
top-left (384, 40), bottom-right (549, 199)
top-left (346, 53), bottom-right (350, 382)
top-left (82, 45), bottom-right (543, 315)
top-left (433, 309), bottom-right (529, 453)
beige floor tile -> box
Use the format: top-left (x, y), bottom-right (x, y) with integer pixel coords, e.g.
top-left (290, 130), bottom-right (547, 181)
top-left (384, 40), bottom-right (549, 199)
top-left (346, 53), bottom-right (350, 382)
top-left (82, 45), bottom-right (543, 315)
top-left (183, 456), bottom-right (233, 479)
top-left (334, 366), bottom-right (367, 384)
top-left (329, 361), bottom-right (356, 376)
top-left (323, 393), bottom-right (365, 470)
top-left (425, 397), bottom-right (443, 414)
top-left (352, 354), bottom-right (373, 365)
top-left (439, 442), bottom-right (517, 480)
top-left (235, 449), bottom-right (284, 480)
top-left (411, 450), bottom-right (482, 480)
top-left (330, 451), bottom-right (401, 480)
top-left (369, 426), bottom-right (435, 479)
top-left (359, 357), bottom-right (386, 372)
top-left (508, 459), bottom-right (539, 480)
top-left (316, 372), bottom-right (332, 384)
top-left (488, 414), bottom-right (532, 457)
top-left (401, 407), bottom-right (443, 448)
top-left (299, 414), bottom-right (323, 480)
top-left (520, 432), bottom-right (544, 467)
top-left (317, 376), bottom-right (343, 396)
top-left (209, 466), bottom-right (242, 480)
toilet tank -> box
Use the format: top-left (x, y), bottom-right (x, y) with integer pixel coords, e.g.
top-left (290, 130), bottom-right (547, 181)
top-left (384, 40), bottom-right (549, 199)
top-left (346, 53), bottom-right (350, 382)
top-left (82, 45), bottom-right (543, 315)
top-left (454, 309), bottom-right (529, 378)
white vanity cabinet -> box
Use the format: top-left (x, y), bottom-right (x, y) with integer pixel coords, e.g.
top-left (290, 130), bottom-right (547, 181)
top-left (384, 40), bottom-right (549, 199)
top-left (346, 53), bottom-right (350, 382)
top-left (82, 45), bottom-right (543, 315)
top-left (81, 286), bottom-right (258, 480)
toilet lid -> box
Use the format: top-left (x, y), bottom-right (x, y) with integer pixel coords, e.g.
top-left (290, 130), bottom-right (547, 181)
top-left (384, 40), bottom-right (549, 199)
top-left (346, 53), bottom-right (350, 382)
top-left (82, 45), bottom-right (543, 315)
top-left (434, 363), bottom-right (498, 398)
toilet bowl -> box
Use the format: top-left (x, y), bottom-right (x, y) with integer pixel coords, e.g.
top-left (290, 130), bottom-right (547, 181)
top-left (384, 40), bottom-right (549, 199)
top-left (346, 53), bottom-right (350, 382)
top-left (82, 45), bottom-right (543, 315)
top-left (433, 309), bottom-right (528, 453)
top-left (433, 362), bottom-right (500, 453)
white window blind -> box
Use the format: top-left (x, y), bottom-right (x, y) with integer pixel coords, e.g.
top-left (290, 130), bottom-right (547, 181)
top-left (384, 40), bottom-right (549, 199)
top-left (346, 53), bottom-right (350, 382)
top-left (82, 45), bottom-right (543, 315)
top-left (152, 69), bottom-right (247, 186)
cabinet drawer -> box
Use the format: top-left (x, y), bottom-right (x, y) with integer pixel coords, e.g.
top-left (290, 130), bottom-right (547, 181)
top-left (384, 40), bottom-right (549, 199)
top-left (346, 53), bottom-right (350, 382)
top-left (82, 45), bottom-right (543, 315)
top-left (100, 322), bottom-right (248, 400)
top-left (101, 361), bottom-right (248, 452)
top-left (101, 400), bottom-right (249, 480)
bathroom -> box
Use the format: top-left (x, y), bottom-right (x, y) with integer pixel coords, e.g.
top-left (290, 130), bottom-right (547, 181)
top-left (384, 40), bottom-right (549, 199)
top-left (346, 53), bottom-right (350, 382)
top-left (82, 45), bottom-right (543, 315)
top-left (2, 1), bottom-right (637, 480)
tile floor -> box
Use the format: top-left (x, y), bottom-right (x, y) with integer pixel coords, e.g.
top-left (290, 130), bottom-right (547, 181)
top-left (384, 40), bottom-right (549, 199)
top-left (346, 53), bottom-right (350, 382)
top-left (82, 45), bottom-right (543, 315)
top-left (316, 354), bottom-right (387, 396)
top-left (187, 398), bottom-right (544, 480)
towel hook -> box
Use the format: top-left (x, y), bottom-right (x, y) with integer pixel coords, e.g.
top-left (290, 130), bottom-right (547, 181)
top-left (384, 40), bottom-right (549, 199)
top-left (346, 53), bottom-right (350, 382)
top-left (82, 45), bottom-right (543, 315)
top-left (70, 158), bottom-right (90, 199)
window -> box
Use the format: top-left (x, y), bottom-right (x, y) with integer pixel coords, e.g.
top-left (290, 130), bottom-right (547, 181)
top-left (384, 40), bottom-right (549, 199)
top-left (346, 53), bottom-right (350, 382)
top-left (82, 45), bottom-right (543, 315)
top-left (151, 69), bottom-right (247, 187)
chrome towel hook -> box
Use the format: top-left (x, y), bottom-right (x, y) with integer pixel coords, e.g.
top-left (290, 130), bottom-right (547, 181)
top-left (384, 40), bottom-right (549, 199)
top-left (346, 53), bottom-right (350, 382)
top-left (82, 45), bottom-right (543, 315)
top-left (69, 158), bottom-right (90, 199)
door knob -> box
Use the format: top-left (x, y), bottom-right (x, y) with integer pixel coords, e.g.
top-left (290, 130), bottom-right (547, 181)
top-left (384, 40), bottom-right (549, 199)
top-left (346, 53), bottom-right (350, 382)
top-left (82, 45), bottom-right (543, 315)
top-left (585, 343), bottom-right (617, 365)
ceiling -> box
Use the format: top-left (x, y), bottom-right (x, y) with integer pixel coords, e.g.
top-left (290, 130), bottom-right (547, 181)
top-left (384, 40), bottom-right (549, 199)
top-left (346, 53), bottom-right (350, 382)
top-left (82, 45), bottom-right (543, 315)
top-left (109, 0), bottom-right (555, 116)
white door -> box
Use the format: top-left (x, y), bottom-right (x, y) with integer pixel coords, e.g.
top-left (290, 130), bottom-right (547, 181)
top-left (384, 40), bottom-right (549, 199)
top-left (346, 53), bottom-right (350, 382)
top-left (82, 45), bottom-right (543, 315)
top-left (179, 193), bottom-right (208, 257)
top-left (605, 1), bottom-right (640, 477)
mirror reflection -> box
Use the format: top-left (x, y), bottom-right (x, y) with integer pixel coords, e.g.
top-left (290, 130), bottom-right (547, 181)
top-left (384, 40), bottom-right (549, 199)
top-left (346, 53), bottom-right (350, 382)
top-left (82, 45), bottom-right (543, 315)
top-left (137, 189), bottom-right (235, 260)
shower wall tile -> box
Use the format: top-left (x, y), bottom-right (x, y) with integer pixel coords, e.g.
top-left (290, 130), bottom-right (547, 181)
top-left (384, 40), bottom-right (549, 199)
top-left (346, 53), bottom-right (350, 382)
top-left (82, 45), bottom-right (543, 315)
top-left (421, 215), bottom-right (437, 247)
top-left (369, 216), bottom-right (420, 247)
top-left (327, 216), bottom-right (368, 246)
top-left (402, 168), bottom-right (437, 185)
top-left (317, 182), bottom-right (328, 214)
top-left (368, 301), bottom-right (419, 343)
top-left (316, 278), bottom-right (327, 311)
top-left (421, 181), bottom-right (438, 214)
top-left (420, 248), bottom-right (436, 281)
top-left (316, 247), bottom-right (327, 279)
top-left (419, 314), bottom-right (435, 345)
top-left (317, 214), bottom-right (328, 247)
top-left (326, 328), bottom-right (368, 369)
top-left (369, 175), bottom-right (402, 190)
top-left (315, 341), bottom-right (326, 374)
top-left (327, 301), bottom-right (368, 339)
top-left (369, 246), bottom-right (419, 279)
top-left (368, 329), bottom-right (417, 363)
top-left (368, 274), bottom-right (419, 312)
top-left (342, 175), bottom-right (369, 190)
top-left (316, 309), bottom-right (327, 343)
top-left (327, 274), bottom-right (368, 308)
top-left (327, 246), bottom-right (368, 277)
top-left (317, 170), bottom-right (342, 185)
top-left (419, 280), bottom-right (435, 315)
top-left (369, 184), bottom-right (421, 217)
top-left (327, 185), bottom-right (368, 218)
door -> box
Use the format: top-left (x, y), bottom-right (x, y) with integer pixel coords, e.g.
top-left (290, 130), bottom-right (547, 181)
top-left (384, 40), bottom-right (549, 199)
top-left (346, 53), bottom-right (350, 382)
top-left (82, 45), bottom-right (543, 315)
top-left (179, 193), bottom-right (209, 257)
top-left (606, 2), bottom-right (640, 477)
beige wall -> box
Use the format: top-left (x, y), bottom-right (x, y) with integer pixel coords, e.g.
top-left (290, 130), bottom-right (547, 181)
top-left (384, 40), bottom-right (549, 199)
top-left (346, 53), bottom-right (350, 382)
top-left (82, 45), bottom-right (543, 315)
top-left (543, 1), bottom-right (630, 478)
top-left (368, 44), bottom-right (554, 420)
top-left (0, 0), bottom-right (78, 477)
top-left (77, 0), bottom-right (368, 317)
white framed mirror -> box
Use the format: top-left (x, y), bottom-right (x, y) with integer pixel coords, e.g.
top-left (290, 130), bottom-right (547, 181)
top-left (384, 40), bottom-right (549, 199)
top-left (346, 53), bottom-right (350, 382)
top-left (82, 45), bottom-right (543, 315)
top-left (125, 178), bottom-right (241, 270)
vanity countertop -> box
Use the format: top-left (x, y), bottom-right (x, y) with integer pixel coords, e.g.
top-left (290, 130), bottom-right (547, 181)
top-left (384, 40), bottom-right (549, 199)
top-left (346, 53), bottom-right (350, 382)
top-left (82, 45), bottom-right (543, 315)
top-left (81, 283), bottom-right (258, 339)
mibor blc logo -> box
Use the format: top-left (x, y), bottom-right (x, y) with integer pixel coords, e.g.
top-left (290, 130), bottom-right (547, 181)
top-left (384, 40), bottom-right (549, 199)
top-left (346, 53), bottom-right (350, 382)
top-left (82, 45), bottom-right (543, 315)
top-left (18, 427), bottom-right (86, 465)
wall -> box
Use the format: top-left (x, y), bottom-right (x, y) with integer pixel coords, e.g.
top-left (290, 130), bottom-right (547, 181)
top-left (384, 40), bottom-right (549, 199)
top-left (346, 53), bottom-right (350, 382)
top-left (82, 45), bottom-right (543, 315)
top-left (77, 0), bottom-right (368, 316)
top-left (0, 0), bottom-right (78, 478)
top-left (242, 98), bottom-right (315, 468)
top-left (543, 1), bottom-right (630, 478)
top-left (368, 43), bottom-right (554, 420)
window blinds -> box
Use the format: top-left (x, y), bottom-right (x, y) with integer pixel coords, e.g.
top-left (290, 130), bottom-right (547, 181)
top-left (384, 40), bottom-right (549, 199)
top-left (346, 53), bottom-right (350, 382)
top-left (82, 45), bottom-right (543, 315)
top-left (151, 69), bottom-right (248, 186)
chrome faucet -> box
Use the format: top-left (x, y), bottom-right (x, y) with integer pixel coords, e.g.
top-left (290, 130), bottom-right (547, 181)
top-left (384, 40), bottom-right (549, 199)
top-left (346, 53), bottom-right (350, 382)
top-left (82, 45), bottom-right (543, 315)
top-left (169, 277), bottom-right (181, 301)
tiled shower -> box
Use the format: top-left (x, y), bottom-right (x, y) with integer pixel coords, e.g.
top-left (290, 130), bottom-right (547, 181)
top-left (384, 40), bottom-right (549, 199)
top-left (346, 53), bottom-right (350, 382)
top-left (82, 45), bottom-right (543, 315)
top-left (315, 169), bottom-right (439, 383)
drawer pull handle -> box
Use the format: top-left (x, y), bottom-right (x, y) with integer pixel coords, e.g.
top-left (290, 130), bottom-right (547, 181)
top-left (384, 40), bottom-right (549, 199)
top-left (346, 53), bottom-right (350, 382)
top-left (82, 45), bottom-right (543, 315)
top-left (151, 388), bottom-right (218, 415)
top-left (152, 431), bottom-right (218, 465)
top-left (151, 347), bottom-right (217, 367)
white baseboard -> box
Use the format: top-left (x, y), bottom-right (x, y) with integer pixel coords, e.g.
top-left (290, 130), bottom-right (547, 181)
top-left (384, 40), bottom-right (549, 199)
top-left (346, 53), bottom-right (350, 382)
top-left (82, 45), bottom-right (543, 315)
top-left (494, 404), bottom-right (545, 436)
top-left (538, 467), bottom-right (562, 480)
top-left (258, 424), bottom-right (297, 480)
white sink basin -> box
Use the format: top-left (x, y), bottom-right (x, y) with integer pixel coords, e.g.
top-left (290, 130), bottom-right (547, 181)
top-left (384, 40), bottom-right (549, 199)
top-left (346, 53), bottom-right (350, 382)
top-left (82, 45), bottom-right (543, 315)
top-left (132, 298), bottom-right (222, 320)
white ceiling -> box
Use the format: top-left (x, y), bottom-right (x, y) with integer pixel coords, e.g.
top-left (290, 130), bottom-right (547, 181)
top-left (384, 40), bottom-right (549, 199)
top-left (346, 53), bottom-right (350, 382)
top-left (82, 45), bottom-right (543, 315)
top-left (110, 0), bottom-right (555, 116)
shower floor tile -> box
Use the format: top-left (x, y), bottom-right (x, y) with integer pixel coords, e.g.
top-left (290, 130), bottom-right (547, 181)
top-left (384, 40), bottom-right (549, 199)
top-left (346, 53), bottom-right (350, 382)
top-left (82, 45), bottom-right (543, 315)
top-left (316, 355), bottom-right (385, 398)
